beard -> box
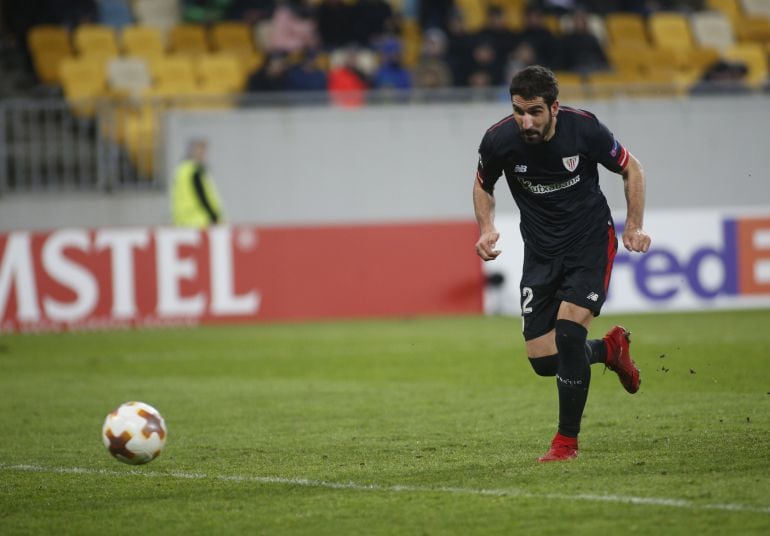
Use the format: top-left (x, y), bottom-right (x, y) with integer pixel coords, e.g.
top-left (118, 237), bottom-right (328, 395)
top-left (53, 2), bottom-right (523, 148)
top-left (520, 111), bottom-right (554, 144)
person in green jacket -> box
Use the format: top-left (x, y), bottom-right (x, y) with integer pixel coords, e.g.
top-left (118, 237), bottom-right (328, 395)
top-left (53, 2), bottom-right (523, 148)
top-left (171, 139), bottom-right (224, 228)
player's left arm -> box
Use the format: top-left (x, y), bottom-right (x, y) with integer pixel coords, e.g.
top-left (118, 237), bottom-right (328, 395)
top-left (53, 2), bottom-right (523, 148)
top-left (620, 154), bottom-right (651, 253)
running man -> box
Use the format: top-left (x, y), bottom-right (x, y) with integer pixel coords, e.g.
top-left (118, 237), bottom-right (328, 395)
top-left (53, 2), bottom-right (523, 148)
top-left (473, 65), bottom-right (651, 462)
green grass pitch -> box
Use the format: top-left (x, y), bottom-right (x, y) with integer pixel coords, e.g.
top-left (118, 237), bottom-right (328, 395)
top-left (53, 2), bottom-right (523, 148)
top-left (1, 310), bottom-right (769, 534)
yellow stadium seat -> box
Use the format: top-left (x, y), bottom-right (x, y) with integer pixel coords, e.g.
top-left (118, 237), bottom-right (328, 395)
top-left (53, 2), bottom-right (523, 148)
top-left (736, 14), bottom-right (770, 43)
top-left (723, 43), bottom-right (769, 87)
top-left (649, 12), bottom-right (694, 50)
top-left (28, 25), bottom-right (71, 53)
top-left (169, 24), bottom-right (209, 55)
top-left (210, 22), bottom-right (255, 54)
top-left (196, 54), bottom-right (245, 93)
top-left (707, 0), bottom-right (744, 24)
top-left (31, 49), bottom-right (73, 84)
top-left (59, 56), bottom-right (108, 115)
top-left (455, 0), bottom-right (486, 32)
top-left (683, 47), bottom-right (722, 74)
top-left (605, 43), bottom-right (640, 73)
top-left (234, 50), bottom-right (265, 77)
top-left (606, 44), bottom-right (659, 76)
top-left (605, 13), bottom-right (648, 47)
top-left (401, 18), bottom-right (422, 68)
top-left (121, 107), bottom-right (158, 178)
top-left (553, 71), bottom-right (585, 98)
top-left (146, 55), bottom-right (202, 101)
top-left (122, 25), bottom-right (165, 56)
top-left (28, 25), bottom-right (73, 83)
top-left (542, 14), bottom-right (561, 35)
top-left (586, 70), bottom-right (642, 98)
top-left (73, 24), bottom-right (119, 57)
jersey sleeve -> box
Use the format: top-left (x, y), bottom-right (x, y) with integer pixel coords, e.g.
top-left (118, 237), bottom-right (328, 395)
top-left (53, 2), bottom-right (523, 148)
top-left (587, 117), bottom-right (630, 173)
top-left (476, 130), bottom-right (504, 193)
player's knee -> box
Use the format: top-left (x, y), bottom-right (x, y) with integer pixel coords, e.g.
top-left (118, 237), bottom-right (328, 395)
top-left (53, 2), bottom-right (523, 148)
top-left (529, 354), bottom-right (558, 376)
top-left (554, 319), bottom-right (588, 357)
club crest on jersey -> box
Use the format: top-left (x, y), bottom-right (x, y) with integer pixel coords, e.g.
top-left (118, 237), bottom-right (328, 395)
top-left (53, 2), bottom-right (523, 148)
top-left (562, 155), bottom-right (579, 172)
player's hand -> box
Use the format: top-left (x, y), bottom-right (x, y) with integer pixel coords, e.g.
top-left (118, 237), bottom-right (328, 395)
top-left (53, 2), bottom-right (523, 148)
top-left (622, 227), bottom-right (651, 253)
top-left (475, 231), bottom-right (501, 261)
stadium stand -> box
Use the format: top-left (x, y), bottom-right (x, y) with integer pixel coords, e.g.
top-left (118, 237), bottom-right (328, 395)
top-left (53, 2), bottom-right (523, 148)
top-left (5, 0), bottom-right (770, 190)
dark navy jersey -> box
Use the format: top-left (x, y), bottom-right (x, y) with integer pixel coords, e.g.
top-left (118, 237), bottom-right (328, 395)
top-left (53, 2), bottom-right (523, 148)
top-left (476, 106), bottom-right (630, 257)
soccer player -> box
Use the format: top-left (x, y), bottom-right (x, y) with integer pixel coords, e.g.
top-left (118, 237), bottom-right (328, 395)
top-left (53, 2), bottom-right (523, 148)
top-left (473, 66), bottom-right (651, 462)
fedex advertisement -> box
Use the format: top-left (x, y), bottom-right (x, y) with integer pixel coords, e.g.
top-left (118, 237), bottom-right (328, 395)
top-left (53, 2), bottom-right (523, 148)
top-left (483, 208), bottom-right (770, 315)
top-left (0, 222), bottom-right (484, 332)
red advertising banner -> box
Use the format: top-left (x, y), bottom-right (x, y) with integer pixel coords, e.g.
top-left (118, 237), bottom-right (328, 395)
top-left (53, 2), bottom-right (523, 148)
top-left (0, 222), bottom-right (484, 332)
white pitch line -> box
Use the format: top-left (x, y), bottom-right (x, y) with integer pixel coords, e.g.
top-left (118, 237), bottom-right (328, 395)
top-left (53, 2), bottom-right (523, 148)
top-left (2, 463), bottom-right (769, 516)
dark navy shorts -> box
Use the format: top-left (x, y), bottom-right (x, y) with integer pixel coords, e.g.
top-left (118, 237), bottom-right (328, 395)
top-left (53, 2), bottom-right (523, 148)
top-left (520, 222), bottom-right (618, 341)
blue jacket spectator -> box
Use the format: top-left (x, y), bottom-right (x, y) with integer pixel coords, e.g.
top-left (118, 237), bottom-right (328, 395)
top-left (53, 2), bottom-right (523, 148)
top-left (372, 37), bottom-right (412, 90)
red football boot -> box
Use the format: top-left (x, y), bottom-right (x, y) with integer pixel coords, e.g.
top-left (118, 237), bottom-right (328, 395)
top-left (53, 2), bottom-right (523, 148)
top-left (537, 433), bottom-right (578, 462)
top-left (604, 325), bottom-right (641, 394)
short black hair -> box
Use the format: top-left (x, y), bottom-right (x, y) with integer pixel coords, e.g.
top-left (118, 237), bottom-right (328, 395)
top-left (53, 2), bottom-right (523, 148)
top-left (509, 65), bottom-right (559, 106)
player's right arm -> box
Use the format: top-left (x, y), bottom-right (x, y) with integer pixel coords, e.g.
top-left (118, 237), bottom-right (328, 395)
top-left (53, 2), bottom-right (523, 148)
top-left (474, 179), bottom-right (501, 261)
top-left (473, 135), bottom-right (503, 261)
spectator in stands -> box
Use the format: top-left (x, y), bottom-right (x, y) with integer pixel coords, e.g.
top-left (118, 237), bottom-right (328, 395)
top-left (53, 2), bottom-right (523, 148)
top-left (50, 0), bottom-right (100, 27)
top-left (505, 41), bottom-right (537, 83)
top-left (476, 5), bottom-right (519, 76)
top-left (267, 0), bottom-right (318, 54)
top-left (445, 10), bottom-right (477, 86)
top-left (171, 139), bottom-right (225, 229)
top-left (419, 0), bottom-right (454, 34)
top-left (371, 36), bottom-right (412, 90)
top-left (246, 53), bottom-right (290, 91)
top-left (690, 59), bottom-right (750, 95)
top-left (467, 40), bottom-right (505, 87)
top-left (541, 0), bottom-right (577, 15)
top-left (516, 5), bottom-right (562, 70)
top-left (316, 0), bottom-right (357, 48)
top-left (286, 51), bottom-right (328, 91)
top-left (327, 46), bottom-right (370, 106)
top-left (559, 10), bottom-right (609, 75)
top-left (98, 0), bottom-right (134, 29)
top-left (412, 28), bottom-right (452, 88)
top-left (352, 0), bottom-right (394, 47)
top-left (183, 0), bottom-right (232, 24)
top-left (228, 0), bottom-right (275, 24)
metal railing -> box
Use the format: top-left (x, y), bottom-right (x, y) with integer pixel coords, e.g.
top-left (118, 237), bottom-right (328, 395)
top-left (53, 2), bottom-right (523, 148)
top-left (0, 96), bottom-right (168, 194)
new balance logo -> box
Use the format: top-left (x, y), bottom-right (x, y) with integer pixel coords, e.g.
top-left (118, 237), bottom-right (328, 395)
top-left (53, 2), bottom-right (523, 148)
top-left (587, 292), bottom-right (599, 302)
top-left (514, 164), bottom-right (527, 173)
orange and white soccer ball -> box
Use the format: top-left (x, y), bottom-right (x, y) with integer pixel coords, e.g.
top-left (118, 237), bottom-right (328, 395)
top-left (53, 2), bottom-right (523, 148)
top-left (102, 402), bottom-right (167, 465)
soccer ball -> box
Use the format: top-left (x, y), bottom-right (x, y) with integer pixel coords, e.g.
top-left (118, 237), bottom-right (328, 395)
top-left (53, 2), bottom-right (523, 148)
top-left (102, 401), bottom-right (167, 465)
